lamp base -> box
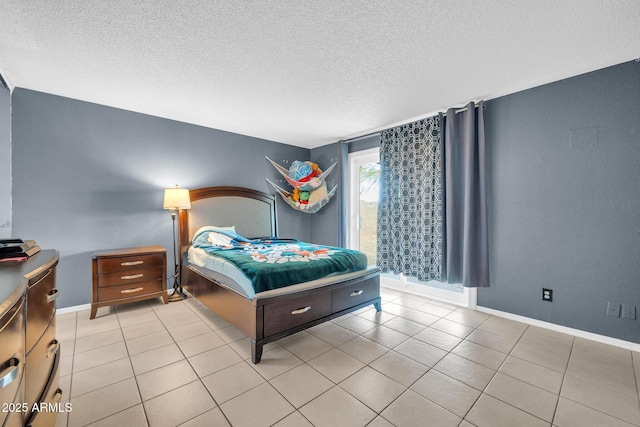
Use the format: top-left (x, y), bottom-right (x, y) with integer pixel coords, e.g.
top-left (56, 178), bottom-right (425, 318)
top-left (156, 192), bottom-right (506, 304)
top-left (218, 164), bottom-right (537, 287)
top-left (168, 289), bottom-right (187, 302)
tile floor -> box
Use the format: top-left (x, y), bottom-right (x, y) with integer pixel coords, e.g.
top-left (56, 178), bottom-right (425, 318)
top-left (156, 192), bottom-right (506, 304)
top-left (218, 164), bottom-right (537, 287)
top-left (54, 288), bottom-right (640, 427)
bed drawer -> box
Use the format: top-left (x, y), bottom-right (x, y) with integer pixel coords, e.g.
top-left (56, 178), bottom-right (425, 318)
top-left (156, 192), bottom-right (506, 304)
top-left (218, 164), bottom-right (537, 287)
top-left (331, 279), bottom-right (379, 313)
top-left (96, 253), bottom-right (164, 273)
top-left (98, 280), bottom-right (164, 302)
top-left (97, 267), bottom-right (163, 287)
top-left (264, 291), bottom-right (332, 337)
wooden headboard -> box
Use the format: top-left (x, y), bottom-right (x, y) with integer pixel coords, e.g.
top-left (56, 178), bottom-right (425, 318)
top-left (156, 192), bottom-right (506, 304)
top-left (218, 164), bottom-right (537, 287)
top-left (178, 186), bottom-right (278, 250)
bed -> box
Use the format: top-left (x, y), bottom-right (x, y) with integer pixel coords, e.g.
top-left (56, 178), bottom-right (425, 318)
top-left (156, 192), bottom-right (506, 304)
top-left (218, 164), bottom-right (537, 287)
top-left (178, 186), bottom-right (381, 363)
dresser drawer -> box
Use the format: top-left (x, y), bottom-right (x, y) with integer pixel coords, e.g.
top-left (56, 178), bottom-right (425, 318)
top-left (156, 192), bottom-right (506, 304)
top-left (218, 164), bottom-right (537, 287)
top-left (26, 267), bottom-right (57, 350)
top-left (264, 291), bottom-right (331, 337)
top-left (25, 317), bottom-right (58, 407)
top-left (97, 267), bottom-right (163, 287)
top-left (331, 279), bottom-right (379, 313)
top-left (98, 279), bottom-right (164, 302)
top-left (96, 253), bottom-right (164, 273)
top-left (25, 348), bottom-right (62, 427)
top-left (0, 296), bottom-right (26, 424)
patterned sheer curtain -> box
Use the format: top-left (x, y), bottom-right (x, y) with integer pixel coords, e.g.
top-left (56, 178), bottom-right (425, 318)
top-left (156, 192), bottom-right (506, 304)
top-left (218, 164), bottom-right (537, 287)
top-left (377, 116), bottom-right (443, 281)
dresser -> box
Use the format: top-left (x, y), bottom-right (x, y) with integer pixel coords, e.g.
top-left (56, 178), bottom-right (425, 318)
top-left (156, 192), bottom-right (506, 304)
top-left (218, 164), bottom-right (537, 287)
top-left (0, 250), bottom-right (61, 427)
top-left (91, 246), bottom-right (168, 319)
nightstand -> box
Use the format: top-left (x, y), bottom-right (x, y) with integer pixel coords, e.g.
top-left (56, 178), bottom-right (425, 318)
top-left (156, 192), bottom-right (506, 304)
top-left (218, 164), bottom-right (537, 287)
top-left (91, 246), bottom-right (168, 319)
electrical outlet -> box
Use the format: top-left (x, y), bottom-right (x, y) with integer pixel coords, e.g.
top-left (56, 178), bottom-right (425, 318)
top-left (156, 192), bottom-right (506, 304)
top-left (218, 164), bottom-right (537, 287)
top-left (542, 288), bottom-right (553, 302)
top-left (621, 305), bottom-right (636, 320)
top-left (606, 302), bottom-right (621, 317)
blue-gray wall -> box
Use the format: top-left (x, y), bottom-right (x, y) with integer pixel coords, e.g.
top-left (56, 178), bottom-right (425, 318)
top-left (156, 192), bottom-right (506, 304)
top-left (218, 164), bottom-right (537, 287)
top-left (11, 89), bottom-right (311, 308)
top-left (0, 87), bottom-right (10, 239)
top-left (479, 60), bottom-right (640, 343)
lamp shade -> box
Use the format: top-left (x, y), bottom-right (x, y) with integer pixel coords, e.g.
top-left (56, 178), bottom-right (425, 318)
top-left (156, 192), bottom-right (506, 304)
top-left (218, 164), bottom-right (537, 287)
top-left (163, 186), bottom-right (191, 210)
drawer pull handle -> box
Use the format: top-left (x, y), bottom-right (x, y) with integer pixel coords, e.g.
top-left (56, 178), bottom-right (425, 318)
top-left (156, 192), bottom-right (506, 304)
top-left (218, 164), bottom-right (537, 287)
top-left (350, 290), bottom-right (364, 296)
top-left (46, 288), bottom-right (59, 303)
top-left (121, 287), bottom-right (144, 294)
top-left (291, 306), bottom-right (311, 315)
top-left (47, 340), bottom-right (60, 358)
top-left (0, 358), bottom-right (20, 388)
top-left (53, 388), bottom-right (63, 403)
top-left (121, 273), bottom-right (144, 280)
top-left (121, 260), bottom-right (144, 266)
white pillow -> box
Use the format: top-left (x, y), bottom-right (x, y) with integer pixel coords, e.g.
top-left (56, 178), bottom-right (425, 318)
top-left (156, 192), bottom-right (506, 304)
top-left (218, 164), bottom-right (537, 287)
top-left (207, 232), bottom-right (234, 246)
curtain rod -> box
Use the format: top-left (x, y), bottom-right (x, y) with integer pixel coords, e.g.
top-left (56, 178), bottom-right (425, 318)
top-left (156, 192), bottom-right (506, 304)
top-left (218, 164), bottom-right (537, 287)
top-left (343, 102), bottom-right (485, 144)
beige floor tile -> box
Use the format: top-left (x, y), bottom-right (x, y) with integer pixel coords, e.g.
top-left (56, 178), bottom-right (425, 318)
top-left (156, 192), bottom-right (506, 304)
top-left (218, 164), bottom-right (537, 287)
top-left (74, 328), bottom-right (124, 354)
top-left (117, 308), bottom-right (159, 328)
top-left (300, 386), bottom-right (377, 427)
top-left (201, 361), bottom-right (265, 404)
top-left (381, 316), bottom-right (426, 336)
top-left (367, 416), bottom-right (395, 427)
top-left (573, 337), bottom-right (633, 359)
top-left (215, 325), bottom-right (247, 343)
top-left (178, 408), bottom-right (230, 427)
top-left (394, 337), bottom-right (448, 367)
top-left (86, 404), bottom-right (148, 426)
top-left (394, 295), bottom-right (429, 309)
top-left (466, 394), bottom-right (549, 427)
top-left (415, 301), bottom-right (455, 317)
top-left (561, 375), bottom-right (640, 425)
top-left (121, 319), bottom-right (166, 340)
top-left (510, 341), bottom-right (570, 373)
top-left (136, 359), bottom-right (199, 401)
top-left (413, 327), bottom-right (463, 351)
top-left (430, 318), bottom-right (475, 338)
top-left (382, 389), bottom-right (461, 427)
top-left (71, 357), bottom-right (134, 398)
top-left (167, 319), bottom-right (212, 341)
top-left (554, 397), bottom-right (637, 427)
top-left (339, 366), bottom-right (406, 412)
top-left (60, 353), bottom-right (73, 377)
top-left (433, 353), bottom-right (496, 391)
top-left (361, 324), bottom-right (411, 349)
top-left (369, 350), bottom-right (430, 387)
top-left (308, 348), bottom-right (365, 383)
top-left (72, 341), bottom-right (129, 373)
top-left (477, 316), bottom-right (527, 340)
top-left (357, 307), bottom-right (397, 324)
top-left (158, 310), bottom-right (202, 328)
top-left (68, 378), bottom-right (141, 427)
top-left (125, 330), bottom-right (174, 355)
top-left (452, 340), bottom-right (508, 370)
top-left (334, 315), bottom-right (378, 334)
top-left (176, 330), bottom-right (226, 357)
top-left (338, 336), bottom-right (389, 364)
top-left (220, 382), bottom-right (295, 427)
top-left (282, 333), bottom-right (334, 361)
top-left (499, 355), bottom-right (564, 394)
top-left (485, 373), bottom-right (558, 422)
top-left (129, 343), bottom-right (185, 375)
top-left (411, 369), bottom-right (481, 417)
top-left (270, 363), bottom-right (333, 408)
top-left (399, 308), bottom-right (440, 326)
top-left (144, 380), bottom-right (216, 427)
top-left (272, 410), bottom-right (314, 427)
top-left (445, 307), bottom-right (490, 328)
top-left (75, 313), bottom-right (121, 338)
top-left (188, 345), bottom-right (243, 377)
top-left (519, 327), bottom-right (573, 357)
top-left (567, 345), bottom-right (637, 396)
top-left (308, 323), bottom-right (359, 348)
top-left (378, 301), bottom-right (410, 316)
top-left (465, 328), bottom-right (517, 354)
top-left (248, 346), bottom-right (304, 380)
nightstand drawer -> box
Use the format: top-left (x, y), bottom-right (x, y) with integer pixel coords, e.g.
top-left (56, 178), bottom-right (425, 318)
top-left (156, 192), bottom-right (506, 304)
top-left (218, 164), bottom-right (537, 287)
top-left (97, 267), bottom-right (163, 287)
top-left (96, 253), bottom-right (164, 273)
top-left (97, 280), bottom-right (164, 302)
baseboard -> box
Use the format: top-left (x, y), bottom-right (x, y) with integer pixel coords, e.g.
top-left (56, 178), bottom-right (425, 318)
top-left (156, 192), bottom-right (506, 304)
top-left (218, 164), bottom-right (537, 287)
top-left (476, 305), bottom-right (640, 352)
top-left (57, 303), bottom-right (91, 315)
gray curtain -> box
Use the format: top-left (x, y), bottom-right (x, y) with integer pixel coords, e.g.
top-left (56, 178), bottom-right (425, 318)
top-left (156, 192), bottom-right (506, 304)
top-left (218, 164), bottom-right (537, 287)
top-left (337, 140), bottom-right (348, 247)
top-left (377, 116), bottom-right (443, 281)
top-left (440, 101), bottom-right (490, 287)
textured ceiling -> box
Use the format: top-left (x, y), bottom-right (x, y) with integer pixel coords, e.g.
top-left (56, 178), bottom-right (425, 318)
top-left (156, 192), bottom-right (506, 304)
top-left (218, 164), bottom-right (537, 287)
top-left (0, 1), bottom-right (639, 148)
